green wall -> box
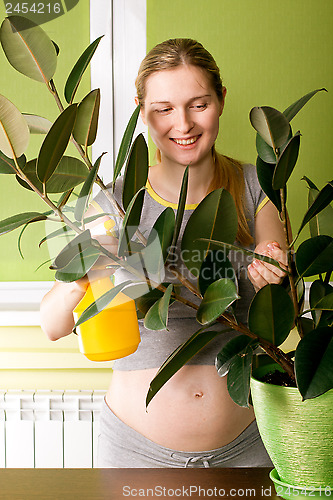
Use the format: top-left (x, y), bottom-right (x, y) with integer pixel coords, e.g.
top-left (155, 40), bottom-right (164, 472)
top-left (147, 0), bottom-right (333, 242)
top-left (0, 3), bottom-right (91, 281)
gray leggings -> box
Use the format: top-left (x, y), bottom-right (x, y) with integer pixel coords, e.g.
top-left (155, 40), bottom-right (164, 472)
top-left (97, 398), bottom-right (272, 468)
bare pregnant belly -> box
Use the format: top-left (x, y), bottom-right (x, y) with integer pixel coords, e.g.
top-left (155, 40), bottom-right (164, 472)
top-left (106, 365), bottom-right (255, 452)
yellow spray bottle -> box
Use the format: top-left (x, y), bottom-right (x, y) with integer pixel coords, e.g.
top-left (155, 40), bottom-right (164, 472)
top-left (73, 220), bottom-right (140, 361)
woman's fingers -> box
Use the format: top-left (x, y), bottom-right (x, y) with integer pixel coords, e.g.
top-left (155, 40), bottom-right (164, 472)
top-left (248, 240), bottom-right (288, 290)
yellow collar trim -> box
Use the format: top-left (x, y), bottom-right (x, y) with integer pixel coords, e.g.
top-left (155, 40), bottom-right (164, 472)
top-left (146, 179), bottom-right (199, 210)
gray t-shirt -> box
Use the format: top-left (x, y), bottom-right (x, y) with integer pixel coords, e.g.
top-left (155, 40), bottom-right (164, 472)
top-left (92, 164), bottom-right (267, 370)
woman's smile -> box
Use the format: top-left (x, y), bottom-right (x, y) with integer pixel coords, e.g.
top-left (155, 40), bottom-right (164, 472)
top-left (171, 134), bottom-right (202, 147)
top-left (140, 64), bottom-right (224, 167)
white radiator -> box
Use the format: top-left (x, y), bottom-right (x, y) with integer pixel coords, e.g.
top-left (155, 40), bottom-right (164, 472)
top-left (0, 390), bottom-right (105, 468)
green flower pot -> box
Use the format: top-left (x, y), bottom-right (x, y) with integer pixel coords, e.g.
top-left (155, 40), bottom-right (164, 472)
top-left (251, 364), bottom-right (333, 492)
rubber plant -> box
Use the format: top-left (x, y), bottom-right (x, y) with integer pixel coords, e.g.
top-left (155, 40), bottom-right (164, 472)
top-left (0, 16), bottom-right (332, 411)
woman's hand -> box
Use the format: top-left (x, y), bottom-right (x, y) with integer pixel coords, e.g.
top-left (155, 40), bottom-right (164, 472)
top-left (76, 232), bottom-right (120, 291)
top-left (247, 240), bottom-right (288, 292)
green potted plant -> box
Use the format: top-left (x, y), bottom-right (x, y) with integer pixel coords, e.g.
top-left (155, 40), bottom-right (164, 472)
top-left (0, 16), bottom-right (332, 495)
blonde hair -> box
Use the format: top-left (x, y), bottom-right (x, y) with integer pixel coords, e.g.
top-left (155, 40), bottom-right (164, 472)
top-left (135, 38), bottom-right (253, 246)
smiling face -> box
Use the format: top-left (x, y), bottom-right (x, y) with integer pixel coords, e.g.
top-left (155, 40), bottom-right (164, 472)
top-left (139, 65), bottom-right (225, 168)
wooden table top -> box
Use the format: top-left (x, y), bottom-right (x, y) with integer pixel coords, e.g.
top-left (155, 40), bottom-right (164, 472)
top-left (0, 467), bottom-right (280, 499)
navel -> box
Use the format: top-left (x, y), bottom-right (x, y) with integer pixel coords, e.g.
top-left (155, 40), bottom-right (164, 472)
top-left (195, 391), bottom-right (204, 398)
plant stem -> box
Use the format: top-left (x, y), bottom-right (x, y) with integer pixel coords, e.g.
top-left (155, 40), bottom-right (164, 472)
top-left (13, 157), bottom-right (81, 233)
top-left (280, 188), bottom-right (304, 339)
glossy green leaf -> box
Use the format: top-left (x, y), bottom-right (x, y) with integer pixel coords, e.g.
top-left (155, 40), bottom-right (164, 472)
top-left (54, 245), bottom-right (101, 282)
top-left (309, 281), bottom-right (333, 326)
top-left (0, 212), bottom-right (47, 236)
top-left (314, 293), bottom-right (333, 310)
top-left (248, 284), bottom-right (294, 346)
top-left (198, 239), bottom-right (284, 272)
top-left (0, 151), bottom-right (26, 174)
top-left (74, 154), bottom-right (104, 223)
top-left (146, 327), bottom-right (224, 407)
top-left (74, 280), bottom-right (132, 328)
top-left (118, 187), bottom-right (145, 257)
top-left (298, 179), bottom-right (333, 238)
top-left (144, 208), bottom-right (175, 274)
top-left (23, 114), bottom-right (52, 134)
top-left (227, 346), bottom-right (253, 407)
top-left (0, 16), bottom-right (57, 83)
top-left (249, 106), bottom-right (290, 150)
top-left (0, 94), bottom-right (30, 158)
top-left (37, 105), bottom-right (77, 184)
top-left (256, 156), bottom-right (282, 212)
top-left (196, 278), bottom-right (239, 325)
top-left (182, 188), bottom-right (238, 278)
top-left (295, 236), bottom-right (333, 278)
top-left (283, 88), bottom-right (327, 122)
top-left (113, 105), bottom-right (140, 183)
top-left (143, 284), bottom-right (173, 330)
top-left (171, 166), bottom-right (189, 250)
top-left (16, 156), bottom-right (88, 193)
top-left (50, 229), bottom-right (93, 270)
top-left (256, 133), bottom-right (276, 164)
top-left (216, 335), bottom-right (255, 377)
top-left (198, 250), bottom-right (237, 297)
top-left (295, 327), bottom-right (333, 400)
top-left (272, 132), bottom-right (301, 189)
top-left (122, 134), bottom-right (149, 211)
top-left (136, 283), bottom-right (173, 316)
top-left (309, 189), bottom-right (333, 238)
top-left (73, 89), bottom-right (100, 148)
top-left (64, 36), bottom-right (103, 104)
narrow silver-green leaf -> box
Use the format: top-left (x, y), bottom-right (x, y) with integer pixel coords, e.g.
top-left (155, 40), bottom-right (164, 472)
top-left (122, 133), bottom-right (149, 211)
top-left (272, 132), bottom-right (301, 189)
top-left (118, 187), bottom-right (145, 257)
top-left (146, 327), bottom-right (224, 407)
top-left (64, 36), bottom-right (103, 104)
top-left (0, 94), bottom-right (30, 158)
top-left (0, 212), bottom-right (47, 236)
top-left (144, 284), bottom-right (173, 330)
top-left (0, 16), bottom-right (57, 83)
top-left (54, 245), bottom-right (101, 283)
top-left (171, 166), bottom-right (189, 249)
top-left (248, 284), bottom-right (294, 346)
top-left (23, 114), bottom-right (52, 134)
top-left (37, 104), bottom-right (77, 183)
top-left (17, 156), bottom-right (88, 193)
top-left (50, 229), bottom-right (92, 270)
top-left (113, 105), bottom-right (140, 183)
top-left (196, 278), bottom-right (239, 325)
top-left (0, 151), bottom-right (26, 174)
top-left (74, 154), bottom-right (104, 223)
top-left (74, 280), bottom-right (132, 328)
top-left (73, 89), bottom-right (100, 148)
top-left (249, 106), bottom-right (290, 150)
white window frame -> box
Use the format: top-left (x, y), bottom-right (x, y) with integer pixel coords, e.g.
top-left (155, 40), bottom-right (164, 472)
top-left (0, 0), bottom-right (147, 325)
